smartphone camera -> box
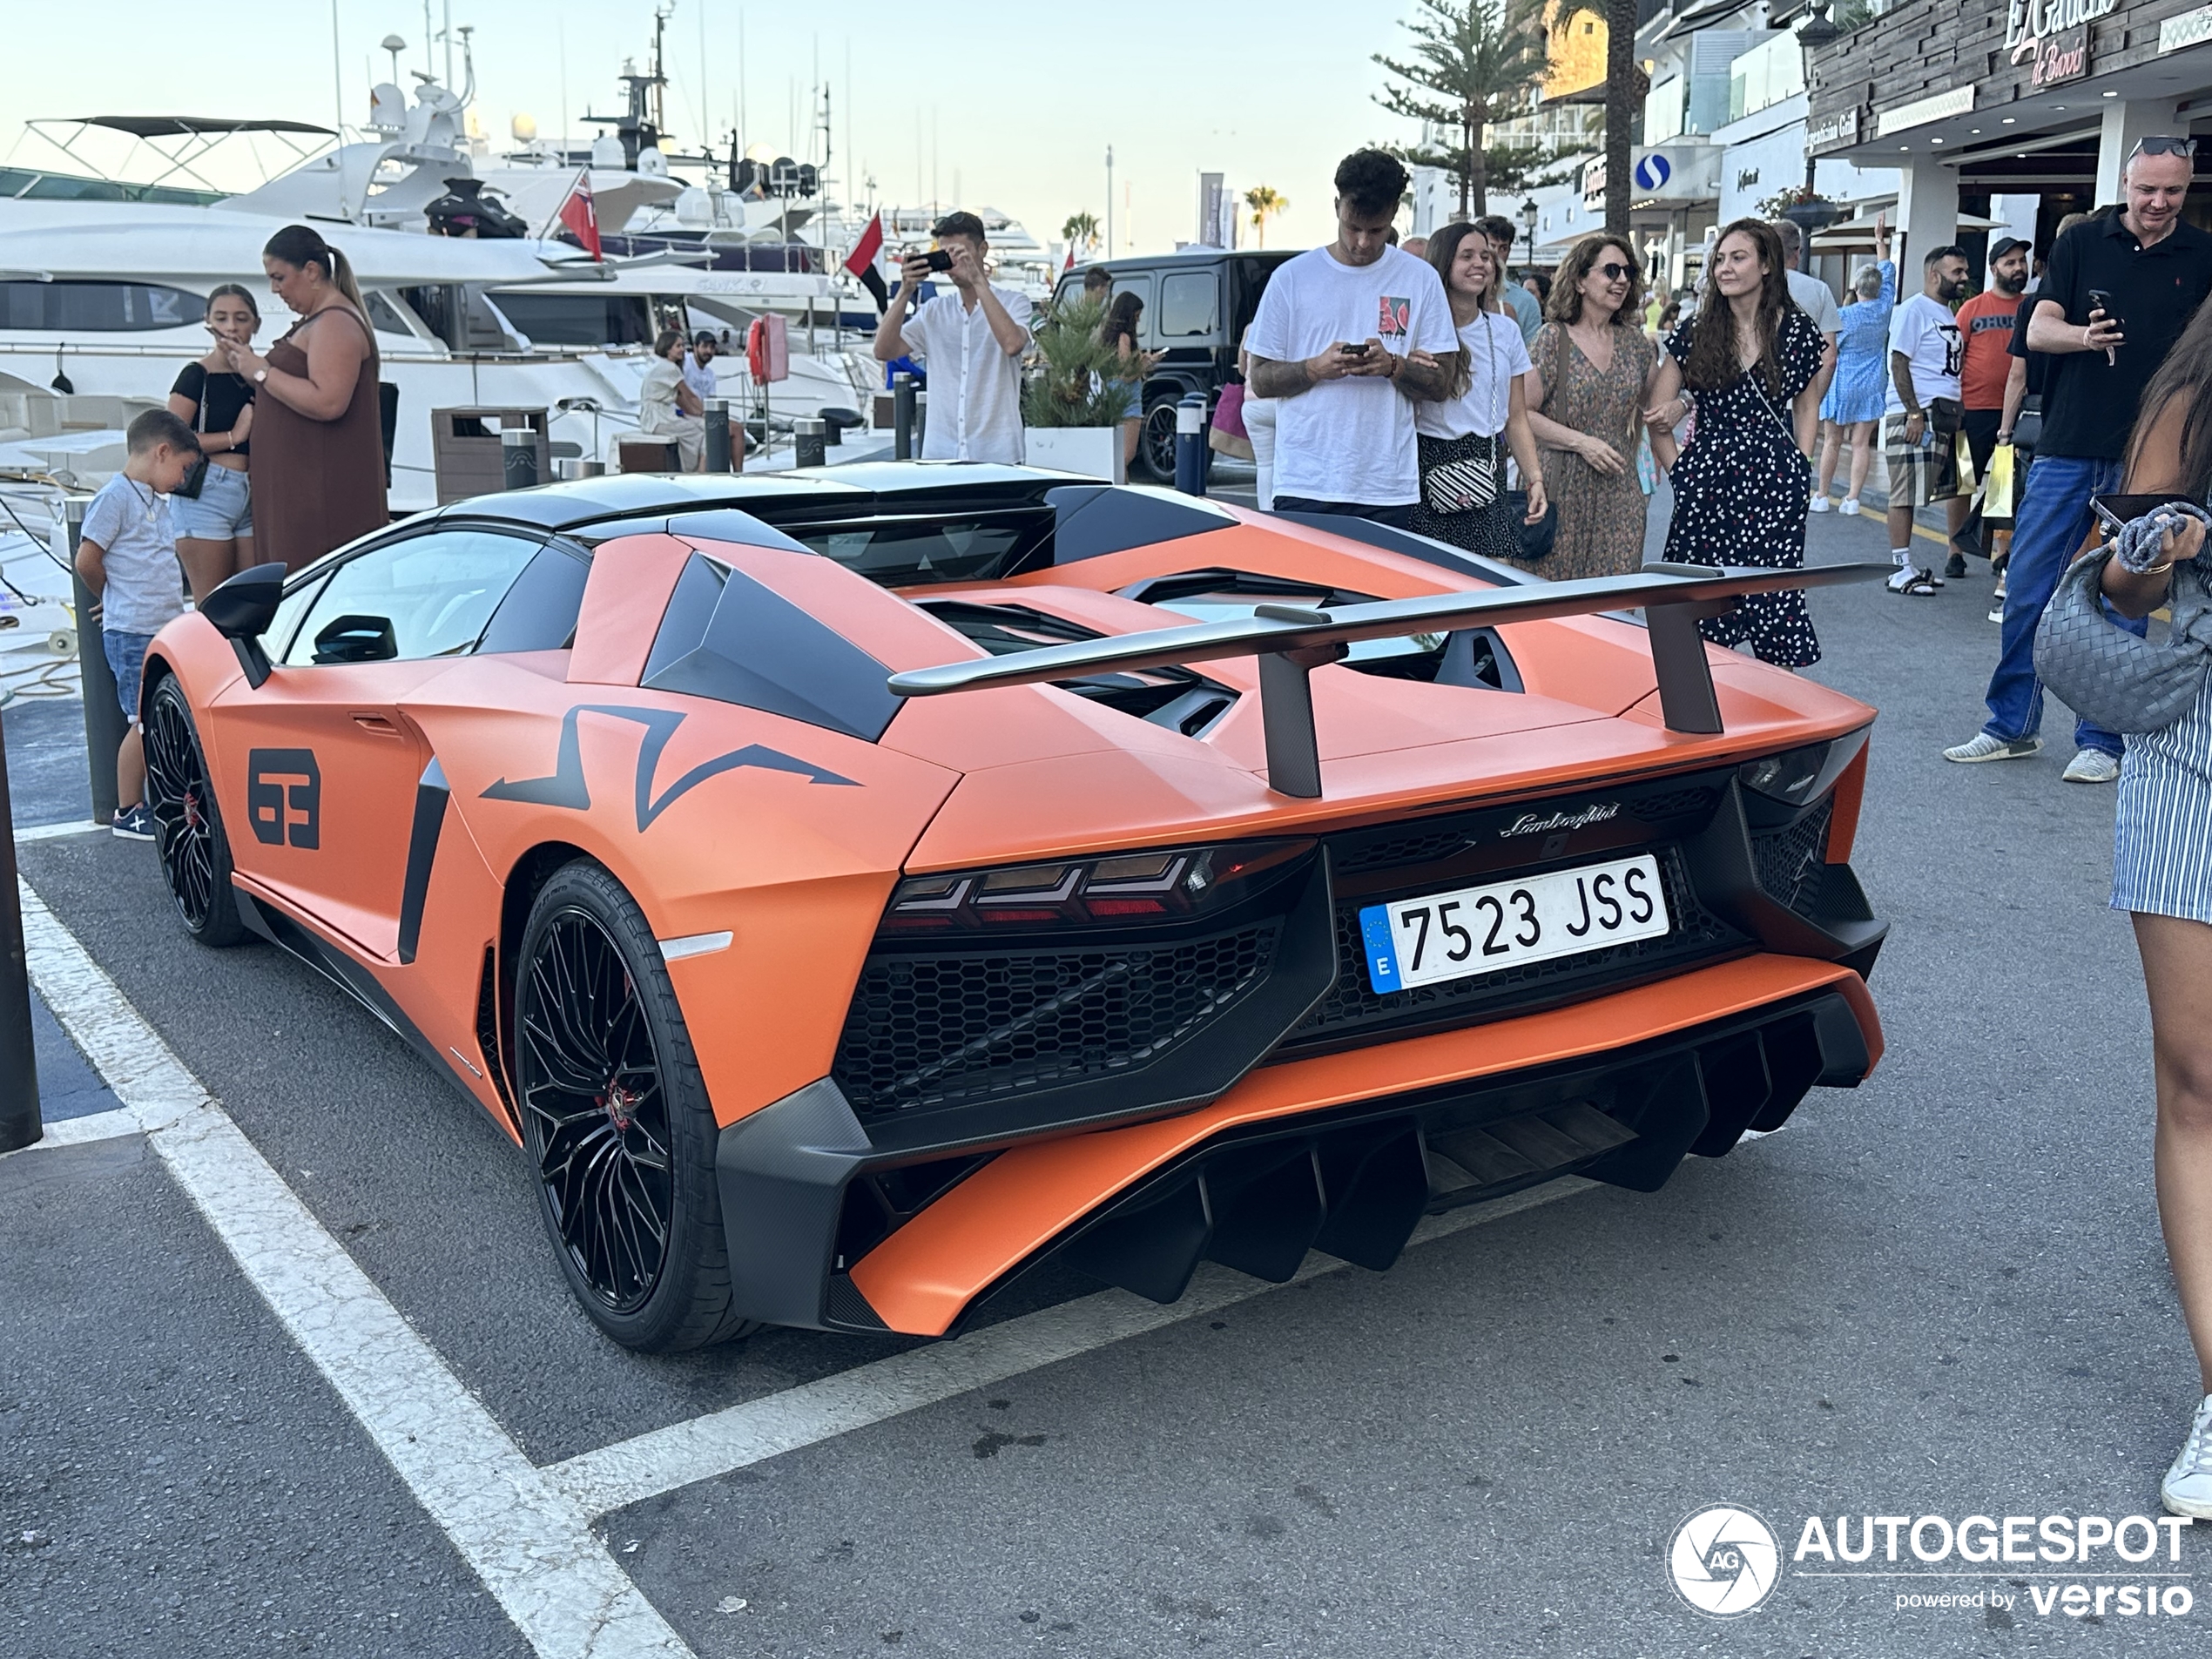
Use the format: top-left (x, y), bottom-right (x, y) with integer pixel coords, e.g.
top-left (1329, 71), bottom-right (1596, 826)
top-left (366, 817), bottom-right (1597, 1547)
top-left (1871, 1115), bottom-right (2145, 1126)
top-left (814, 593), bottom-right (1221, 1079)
top-left (924, 249), bottom-right (954, 272)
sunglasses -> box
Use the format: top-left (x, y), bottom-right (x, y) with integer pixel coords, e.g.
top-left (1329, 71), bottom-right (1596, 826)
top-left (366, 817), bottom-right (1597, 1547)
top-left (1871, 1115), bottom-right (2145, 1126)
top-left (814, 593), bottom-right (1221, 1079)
top-left (1595, 261), bottom-right (1633, 280)
top-left (2131, 136), bottom-right (2198, 158)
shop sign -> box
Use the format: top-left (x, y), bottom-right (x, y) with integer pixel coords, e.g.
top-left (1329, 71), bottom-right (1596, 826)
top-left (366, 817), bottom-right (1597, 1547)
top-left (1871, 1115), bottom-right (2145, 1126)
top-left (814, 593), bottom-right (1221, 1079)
top-left (1874, 85), bottom-right (1974, 138)
top-left (2030, 23), bottom-right (2090, 84)
top-left (2005, 0), bottom-right (2116, 64)
top-left (2160, 3), bottom-right (2212, 50)
top-left (1582, 157), bottom-right (1606, 208)
top-left (1807, 107), bottom-right (1860, 152)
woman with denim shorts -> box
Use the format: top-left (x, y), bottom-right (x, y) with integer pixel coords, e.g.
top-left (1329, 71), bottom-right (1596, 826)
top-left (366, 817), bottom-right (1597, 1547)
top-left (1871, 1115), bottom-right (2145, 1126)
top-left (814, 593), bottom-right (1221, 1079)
top-left (167, 284), bottom-right (259, 601)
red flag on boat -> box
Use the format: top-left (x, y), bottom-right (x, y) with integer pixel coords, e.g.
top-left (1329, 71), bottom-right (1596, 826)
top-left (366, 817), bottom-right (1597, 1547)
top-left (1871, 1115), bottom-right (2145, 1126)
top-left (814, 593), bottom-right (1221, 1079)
top-left (557, 171), bottom-right (602, 260)
top-left (843, 212), bottom-right (888, 314)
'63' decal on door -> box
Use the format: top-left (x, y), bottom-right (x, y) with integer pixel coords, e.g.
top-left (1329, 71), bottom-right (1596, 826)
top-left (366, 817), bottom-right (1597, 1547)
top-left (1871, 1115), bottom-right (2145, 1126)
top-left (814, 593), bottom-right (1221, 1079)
top-left (247, 749), bottom-right (320, 849)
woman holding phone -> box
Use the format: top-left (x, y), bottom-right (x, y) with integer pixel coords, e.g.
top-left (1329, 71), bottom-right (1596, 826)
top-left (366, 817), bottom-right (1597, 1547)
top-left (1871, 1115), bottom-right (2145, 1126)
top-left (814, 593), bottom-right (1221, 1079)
top-left (1644, 219), bottom-right (1826, 666)
top-left (165, 285), bottom-right (260, 600)
top-left (2093, 298), bottom-right (2212, 1520)
top-left (1406, 220), bottom-right (1546, 563)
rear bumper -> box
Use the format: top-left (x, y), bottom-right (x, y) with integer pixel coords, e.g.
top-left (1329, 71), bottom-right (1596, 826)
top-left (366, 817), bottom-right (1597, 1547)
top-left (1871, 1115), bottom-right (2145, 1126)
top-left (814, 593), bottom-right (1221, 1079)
top-left (714, 951), bottom-right (1880, 1337)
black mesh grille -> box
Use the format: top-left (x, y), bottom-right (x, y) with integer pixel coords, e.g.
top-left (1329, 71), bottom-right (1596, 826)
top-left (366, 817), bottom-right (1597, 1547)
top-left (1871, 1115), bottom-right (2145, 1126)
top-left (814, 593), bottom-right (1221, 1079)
top-left (1752, 799), bottom-right (1832, 914)
top-left (1280, 846), bottom-right (1744, 1055)
top-left (834, 923), bottom-right (1279, 1119)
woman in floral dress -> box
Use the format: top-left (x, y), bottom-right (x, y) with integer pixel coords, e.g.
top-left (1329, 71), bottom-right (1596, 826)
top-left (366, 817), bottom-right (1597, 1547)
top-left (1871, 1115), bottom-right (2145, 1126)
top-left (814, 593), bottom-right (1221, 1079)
top-left (1643, 219), bottom-right (1828, 667)
top-left (1523, 234), bottom-right (1679, 579)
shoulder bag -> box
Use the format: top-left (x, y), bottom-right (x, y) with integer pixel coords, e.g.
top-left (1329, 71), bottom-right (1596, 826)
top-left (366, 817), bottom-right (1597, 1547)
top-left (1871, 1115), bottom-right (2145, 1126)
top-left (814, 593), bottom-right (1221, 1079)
top-left (2034, 550), bottom-right (2212, 735)
top-left (1422, 316), bottom-right (1501, 516)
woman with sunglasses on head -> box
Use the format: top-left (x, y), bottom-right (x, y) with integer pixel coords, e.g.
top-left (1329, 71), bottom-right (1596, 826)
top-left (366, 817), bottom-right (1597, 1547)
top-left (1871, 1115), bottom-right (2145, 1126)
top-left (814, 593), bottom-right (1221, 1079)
top-left (165, 284), bottom-right (260, 601)
top-left (1521, 234), bottom-right (1676, 578)
top-left (1644, 219), bottom-right (1827, 667)
top-left (1406, 220), bottom-right (1546, 563)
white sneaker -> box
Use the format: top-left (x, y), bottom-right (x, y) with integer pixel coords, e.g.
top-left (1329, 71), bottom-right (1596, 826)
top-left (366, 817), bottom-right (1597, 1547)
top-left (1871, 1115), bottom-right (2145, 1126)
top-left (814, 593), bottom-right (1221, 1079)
top-left (1944, 732), bottom-right (2043, 763)
top-left (2162, 1393), bottom-right (2212, 1519)
top-left (1809, 494), bottom-right (1831, 513)
top-left (1838, 497), bottom-right (1862, 516)
top-left (2062, 749), bottom-right (2121, 784)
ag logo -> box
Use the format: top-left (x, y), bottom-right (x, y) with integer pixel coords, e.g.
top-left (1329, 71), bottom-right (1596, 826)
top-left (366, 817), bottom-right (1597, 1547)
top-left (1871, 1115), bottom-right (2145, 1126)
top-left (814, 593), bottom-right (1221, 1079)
top-left (1668, 1504), bottom-right (1779, 1616)
top-left (247, 748), bottom-right (320, 849)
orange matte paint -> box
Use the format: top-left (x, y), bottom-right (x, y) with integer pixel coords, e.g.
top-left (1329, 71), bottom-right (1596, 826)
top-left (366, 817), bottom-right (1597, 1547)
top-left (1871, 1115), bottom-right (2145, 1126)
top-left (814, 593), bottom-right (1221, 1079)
top-left (848, 954), bottom-right (1881, 1336)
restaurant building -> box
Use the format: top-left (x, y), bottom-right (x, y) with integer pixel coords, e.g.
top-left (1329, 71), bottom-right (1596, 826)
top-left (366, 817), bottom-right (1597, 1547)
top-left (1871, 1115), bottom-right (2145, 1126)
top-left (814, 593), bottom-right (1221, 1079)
top-left (1805, 0), bottom-right (2212, 267)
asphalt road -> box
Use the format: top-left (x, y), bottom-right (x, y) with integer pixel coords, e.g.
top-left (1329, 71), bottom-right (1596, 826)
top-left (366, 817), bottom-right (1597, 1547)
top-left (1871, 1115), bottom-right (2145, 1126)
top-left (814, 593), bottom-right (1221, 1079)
top-left (3, 493), bottom-right (2205, 1659)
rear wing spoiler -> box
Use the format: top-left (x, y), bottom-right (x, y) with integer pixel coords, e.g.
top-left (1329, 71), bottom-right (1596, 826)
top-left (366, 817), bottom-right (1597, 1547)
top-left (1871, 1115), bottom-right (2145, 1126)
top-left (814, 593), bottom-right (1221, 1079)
top-left (887, 560), bottom-right (1892, 798)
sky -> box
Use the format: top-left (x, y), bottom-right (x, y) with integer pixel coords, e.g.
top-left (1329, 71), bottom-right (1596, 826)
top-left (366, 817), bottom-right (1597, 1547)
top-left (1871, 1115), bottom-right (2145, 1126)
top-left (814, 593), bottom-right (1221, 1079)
top-left (4, 0), bottom-right (1441, 254)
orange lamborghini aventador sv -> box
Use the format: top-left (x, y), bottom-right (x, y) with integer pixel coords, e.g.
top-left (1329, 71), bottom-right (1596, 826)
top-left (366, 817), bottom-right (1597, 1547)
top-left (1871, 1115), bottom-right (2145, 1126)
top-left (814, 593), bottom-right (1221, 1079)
top-left (139, 464), bottom-right (1889, 1351)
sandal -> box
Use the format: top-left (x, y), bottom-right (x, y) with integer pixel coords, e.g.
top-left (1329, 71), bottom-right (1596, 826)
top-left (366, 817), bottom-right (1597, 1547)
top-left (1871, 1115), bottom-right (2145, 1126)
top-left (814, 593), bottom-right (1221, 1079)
top-left (1900, 568), bottom-right (1939, 597)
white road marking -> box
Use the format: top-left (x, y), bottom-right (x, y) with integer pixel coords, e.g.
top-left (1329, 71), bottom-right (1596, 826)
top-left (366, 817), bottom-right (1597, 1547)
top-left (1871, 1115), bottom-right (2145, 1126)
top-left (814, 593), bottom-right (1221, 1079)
top-left (0, 1104), bottom-right (138, 1156)
top-left (17, 877), bottom-right (695, 1659)
top-left (545, 1177), bottom-right (1599, 1518)
top-left (13, 819), bottom-right (102, 843)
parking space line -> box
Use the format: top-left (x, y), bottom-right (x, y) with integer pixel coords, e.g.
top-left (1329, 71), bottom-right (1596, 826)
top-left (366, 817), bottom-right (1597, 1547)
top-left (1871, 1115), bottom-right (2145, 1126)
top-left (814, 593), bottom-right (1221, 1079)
top-left (13, 819), bottom-right (103, 844)
top-left (0, 1104), bottom-right (138, 1156)
top-left (16, 877), bottom-right (697, 1659)
top-left (545, 1177), bottom-right (1597, 1519)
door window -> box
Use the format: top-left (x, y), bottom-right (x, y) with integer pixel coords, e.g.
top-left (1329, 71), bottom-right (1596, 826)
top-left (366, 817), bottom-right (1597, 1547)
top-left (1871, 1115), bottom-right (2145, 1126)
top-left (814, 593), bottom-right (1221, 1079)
top-left (1158, 272), bottom-right (1220, 341)
top-left (1111, 274), bottom-right (1156, 344)
top-left (282, 529), bottom-right (543, 666)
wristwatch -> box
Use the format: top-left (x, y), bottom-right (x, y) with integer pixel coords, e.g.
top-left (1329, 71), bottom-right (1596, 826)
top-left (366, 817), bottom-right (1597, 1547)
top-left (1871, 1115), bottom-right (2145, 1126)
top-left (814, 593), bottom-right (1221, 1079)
top-left (253, 368), bottom-right (269, 385)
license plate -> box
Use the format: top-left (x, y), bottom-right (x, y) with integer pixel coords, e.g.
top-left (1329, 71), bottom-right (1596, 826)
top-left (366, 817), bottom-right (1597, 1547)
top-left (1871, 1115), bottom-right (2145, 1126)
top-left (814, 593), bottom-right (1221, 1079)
top-left (1359, 853), bottom-right (1670, 994)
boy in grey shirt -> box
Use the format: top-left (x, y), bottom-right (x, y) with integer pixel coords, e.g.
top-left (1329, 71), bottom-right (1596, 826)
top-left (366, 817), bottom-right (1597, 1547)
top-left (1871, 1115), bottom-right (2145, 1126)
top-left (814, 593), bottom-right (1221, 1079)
top-left (75, 408), bottom-right (199, 838)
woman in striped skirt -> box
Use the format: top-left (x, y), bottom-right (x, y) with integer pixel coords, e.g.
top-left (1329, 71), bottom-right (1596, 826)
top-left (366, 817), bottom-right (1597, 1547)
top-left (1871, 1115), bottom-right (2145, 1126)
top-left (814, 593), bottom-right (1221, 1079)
top-left (2101, 299), bottom-right (2212, 1521)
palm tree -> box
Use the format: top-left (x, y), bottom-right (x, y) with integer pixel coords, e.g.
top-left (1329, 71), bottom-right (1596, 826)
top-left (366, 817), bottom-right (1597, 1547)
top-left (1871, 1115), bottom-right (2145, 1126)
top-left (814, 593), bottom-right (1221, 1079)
top-left (1373, 0), bottom-right (1548, 220)
top-left (1244, 185), bottom-right (1287, 249)
top-left (1062, 211), bottom-right (1101, 257)
top-left (1602, 0), bottom-right (1647, 238)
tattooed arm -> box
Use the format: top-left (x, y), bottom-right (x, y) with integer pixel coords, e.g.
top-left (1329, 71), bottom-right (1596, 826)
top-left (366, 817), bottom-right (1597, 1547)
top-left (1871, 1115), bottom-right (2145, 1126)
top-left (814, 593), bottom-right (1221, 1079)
top-left (1247, 344), bottom-right (1358, 399)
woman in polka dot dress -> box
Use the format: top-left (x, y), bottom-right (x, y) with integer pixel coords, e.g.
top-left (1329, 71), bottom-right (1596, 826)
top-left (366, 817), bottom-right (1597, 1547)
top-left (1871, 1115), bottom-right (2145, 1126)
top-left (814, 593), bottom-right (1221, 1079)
top-left (1644, 219), bottom-right (1828, 668)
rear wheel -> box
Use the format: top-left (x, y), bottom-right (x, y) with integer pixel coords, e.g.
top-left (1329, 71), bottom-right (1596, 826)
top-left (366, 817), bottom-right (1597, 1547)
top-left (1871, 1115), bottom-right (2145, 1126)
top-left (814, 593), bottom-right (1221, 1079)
top-left (144, 676), bottom-right (247, 947)
top-left (515, 860), bottom-right (757, 1352)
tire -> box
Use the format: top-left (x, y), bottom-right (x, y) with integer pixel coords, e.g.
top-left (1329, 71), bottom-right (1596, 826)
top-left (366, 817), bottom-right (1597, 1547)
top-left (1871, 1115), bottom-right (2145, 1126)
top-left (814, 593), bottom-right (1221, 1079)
top-left (144, 675), bottom-right (249, 948)
top-left (1136, 395), bottom-right (1181, 482)
top-left (515, 860), bottom-right (758, 1352)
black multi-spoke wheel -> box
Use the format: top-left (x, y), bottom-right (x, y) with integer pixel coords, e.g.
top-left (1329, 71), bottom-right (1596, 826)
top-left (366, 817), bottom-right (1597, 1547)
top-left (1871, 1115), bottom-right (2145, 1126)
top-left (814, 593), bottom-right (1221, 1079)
top-left (516, 861), bottom-right (755, 1352)
top-left (145, 676), bottom-right (246, 946)
top-left (1136, 396), bottom-right (1180, 482)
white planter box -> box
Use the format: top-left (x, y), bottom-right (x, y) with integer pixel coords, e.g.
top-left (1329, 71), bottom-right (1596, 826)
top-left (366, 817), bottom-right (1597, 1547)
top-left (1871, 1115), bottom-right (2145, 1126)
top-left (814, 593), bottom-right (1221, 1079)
top-left (1022, 424), bottom-right (1125, 483)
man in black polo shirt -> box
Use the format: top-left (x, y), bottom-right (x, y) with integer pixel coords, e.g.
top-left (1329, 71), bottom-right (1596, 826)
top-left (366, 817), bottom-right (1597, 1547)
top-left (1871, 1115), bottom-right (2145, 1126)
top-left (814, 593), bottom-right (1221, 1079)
top-left (1946, 141), bottom-right (2212, 783)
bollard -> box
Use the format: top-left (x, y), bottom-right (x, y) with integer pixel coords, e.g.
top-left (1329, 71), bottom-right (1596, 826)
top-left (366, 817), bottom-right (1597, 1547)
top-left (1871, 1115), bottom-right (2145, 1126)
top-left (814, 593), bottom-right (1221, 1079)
top-left (1174, 395), bottom-right (1210, 496)
top-left (65, 498), bottom-right (123, 827)
top-left (793, 418), bottom-right (827, 469)
top-left (703, 398), bottom-right (733, 473)
top-left (914, 390), bottom-right (928, 455)
top-left (0, 699), bottom-right (42, 1151)
top-left (892, 373), bottom-right (915, 461)
top-left (500, 428), bottom-right (540, 490)
top-left (554, 456), bottom-right (605, 482)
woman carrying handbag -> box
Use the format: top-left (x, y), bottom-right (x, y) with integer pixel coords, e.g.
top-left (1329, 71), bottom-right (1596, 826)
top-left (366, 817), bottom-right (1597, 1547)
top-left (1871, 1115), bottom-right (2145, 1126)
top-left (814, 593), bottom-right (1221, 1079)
top-left (2046, 297), bottom-right (2212, 1520)
top-left (1406, 220), bottom-right (1546, 564)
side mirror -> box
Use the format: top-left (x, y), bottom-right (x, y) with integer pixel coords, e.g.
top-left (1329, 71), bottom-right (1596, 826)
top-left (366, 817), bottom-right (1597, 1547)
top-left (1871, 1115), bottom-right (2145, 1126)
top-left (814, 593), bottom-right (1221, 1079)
top-left (199, 562), bottom-right (287, 640)
top-left (202, 561), bottom-right (287, 689)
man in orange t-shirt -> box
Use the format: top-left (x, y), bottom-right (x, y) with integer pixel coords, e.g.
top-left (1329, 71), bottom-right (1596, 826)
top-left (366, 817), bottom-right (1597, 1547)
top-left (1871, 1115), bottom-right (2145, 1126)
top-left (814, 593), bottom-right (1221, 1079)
top-left (1949, 236), bottom-right (2032, 570)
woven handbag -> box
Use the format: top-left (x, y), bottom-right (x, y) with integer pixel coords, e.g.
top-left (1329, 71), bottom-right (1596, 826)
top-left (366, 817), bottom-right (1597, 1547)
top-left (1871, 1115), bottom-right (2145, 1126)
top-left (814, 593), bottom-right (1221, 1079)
top-left (2033, 550), bottom-right (2212, 735)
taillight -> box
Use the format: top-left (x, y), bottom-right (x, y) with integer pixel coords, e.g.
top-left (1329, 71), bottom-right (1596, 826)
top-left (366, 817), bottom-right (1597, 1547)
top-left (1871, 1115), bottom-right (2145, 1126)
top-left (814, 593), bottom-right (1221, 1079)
top-left (882, 840), bottom-right (1314, 933)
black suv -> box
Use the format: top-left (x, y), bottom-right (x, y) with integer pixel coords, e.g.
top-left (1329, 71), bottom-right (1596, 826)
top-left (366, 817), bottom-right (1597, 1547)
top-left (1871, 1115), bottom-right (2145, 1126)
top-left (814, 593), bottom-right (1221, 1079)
top-left (1051, 249), bottom-right (1294, 482)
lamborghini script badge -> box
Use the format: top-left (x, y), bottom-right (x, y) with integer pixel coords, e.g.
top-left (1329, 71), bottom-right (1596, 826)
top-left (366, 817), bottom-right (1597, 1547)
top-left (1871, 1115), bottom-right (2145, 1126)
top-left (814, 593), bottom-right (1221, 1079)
top-left (1498, 802), bottom-right (1621, 838)
top-left (482, 705), bottom-right (856, 831)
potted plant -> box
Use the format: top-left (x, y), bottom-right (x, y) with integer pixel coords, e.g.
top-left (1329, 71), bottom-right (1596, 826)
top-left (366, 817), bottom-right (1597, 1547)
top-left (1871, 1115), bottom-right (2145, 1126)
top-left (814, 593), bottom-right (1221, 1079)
top-left (1761, 183), bottom-right (1844, 235)
top-left (1022, 295), bottom-right (1131, 483)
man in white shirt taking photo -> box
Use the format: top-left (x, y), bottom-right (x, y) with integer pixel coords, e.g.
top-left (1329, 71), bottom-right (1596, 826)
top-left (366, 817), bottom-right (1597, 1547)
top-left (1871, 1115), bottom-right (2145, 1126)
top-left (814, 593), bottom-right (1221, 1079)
top-left (1244, 149), bottom-right (1461, 528)
top-left (873, 210), bottom-right (1034, 464)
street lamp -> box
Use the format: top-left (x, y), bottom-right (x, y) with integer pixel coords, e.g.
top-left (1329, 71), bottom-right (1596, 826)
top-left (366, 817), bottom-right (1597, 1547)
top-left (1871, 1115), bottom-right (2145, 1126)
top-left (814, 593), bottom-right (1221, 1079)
top-left (1792, 1), bottom-right (1844, 215)
top-left (1520, 197), bottom-right (1540, 258)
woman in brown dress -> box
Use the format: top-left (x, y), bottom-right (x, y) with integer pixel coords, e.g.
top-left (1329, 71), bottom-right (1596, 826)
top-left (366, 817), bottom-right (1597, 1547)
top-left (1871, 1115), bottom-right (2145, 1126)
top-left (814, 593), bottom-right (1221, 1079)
top-left (1521, 234), bottom-right (1678, 579)
top-left (215, 225), bottom-right (386, 570)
